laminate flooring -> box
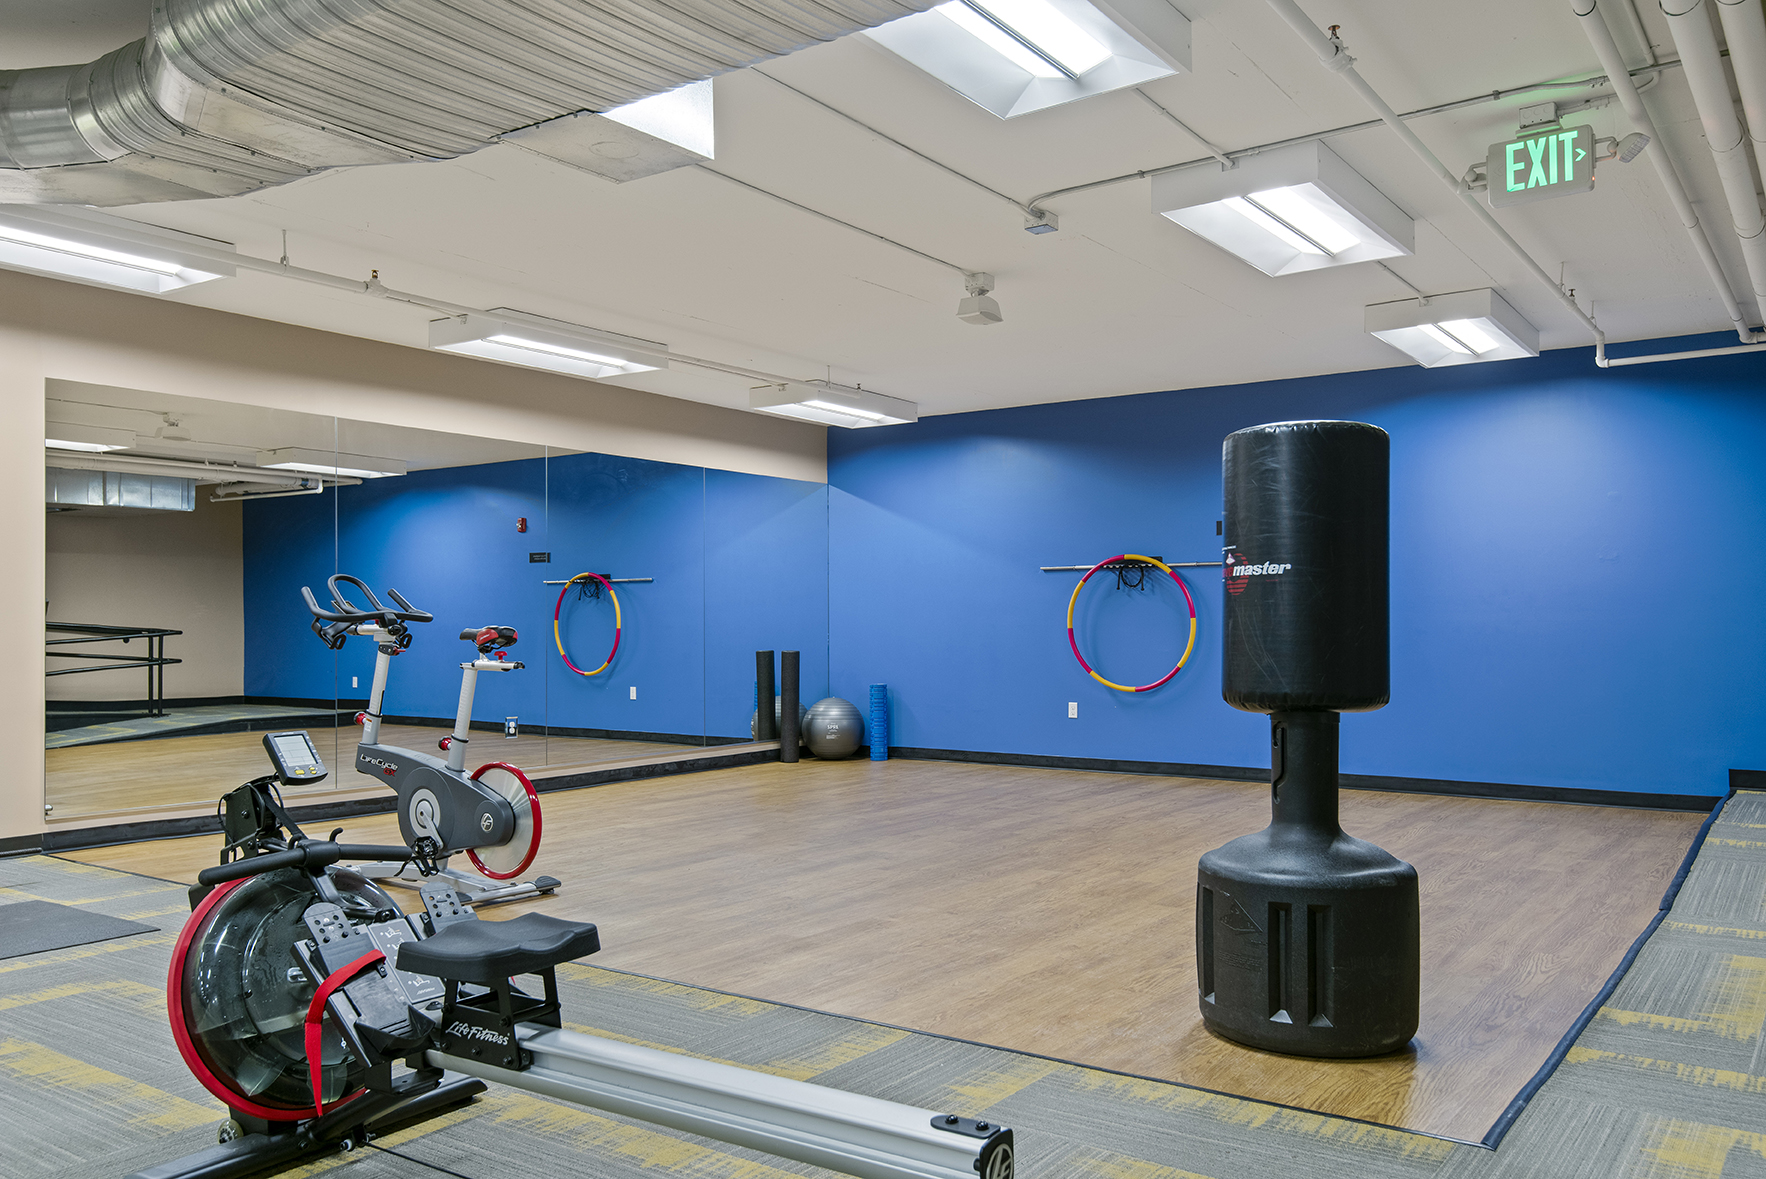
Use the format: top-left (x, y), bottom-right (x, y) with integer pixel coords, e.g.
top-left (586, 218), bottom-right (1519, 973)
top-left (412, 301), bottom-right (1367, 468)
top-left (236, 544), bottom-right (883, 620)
top-left (65, 757), bottom-right (1703, 1142)
top-left (43, 723), bottom-right (693, 817)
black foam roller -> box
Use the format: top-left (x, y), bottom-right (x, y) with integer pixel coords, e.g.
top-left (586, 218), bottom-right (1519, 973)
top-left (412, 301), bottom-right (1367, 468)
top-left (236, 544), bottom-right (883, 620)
top-left (755, 651), bottom-right (777, 741)
top-left (779, 650), bottom-right (800, 764)
top-left (1222, 420), bottom-right (1389, 713)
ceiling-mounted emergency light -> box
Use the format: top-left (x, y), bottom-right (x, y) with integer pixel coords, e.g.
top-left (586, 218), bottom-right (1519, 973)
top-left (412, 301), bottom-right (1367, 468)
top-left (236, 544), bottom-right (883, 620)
top-left (429, 309), bottom-right (670, 380)
top-left (257, 448), bottom-right (408, 479)
top-left (867, 0), bottom-right (1190, 119)
top-left (0, 205), bottom-right (235, 294)
top-left (1365, 288), bottom-right (1539, 367)
top-left (1152, 141), bottom-right (1413, 276)
top-left (750, 381), bottom-right (919, 428)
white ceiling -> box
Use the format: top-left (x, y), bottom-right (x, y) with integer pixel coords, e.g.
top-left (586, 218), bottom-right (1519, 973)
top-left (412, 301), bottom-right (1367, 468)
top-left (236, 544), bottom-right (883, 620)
top-left (7, 0), bottom-right (1752, 419)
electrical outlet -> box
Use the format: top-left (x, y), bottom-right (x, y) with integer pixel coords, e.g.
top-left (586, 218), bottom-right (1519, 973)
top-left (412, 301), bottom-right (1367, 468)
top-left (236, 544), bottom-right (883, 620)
top-left (352, 676), bottom-right (359, 688)
top-left (630, 686), bottom-right (637, 700)
top-left (1068, 702), bottom-right (1078, 718)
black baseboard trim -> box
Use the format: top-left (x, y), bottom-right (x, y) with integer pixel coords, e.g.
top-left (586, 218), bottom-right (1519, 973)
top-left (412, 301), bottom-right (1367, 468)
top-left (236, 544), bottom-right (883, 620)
top-left (1732, 769), bottom-right (1766, 791)
top-left (16, 748), bottom-right (779, 856)
top-left (48, 695), bottom-right (249, 713)
top-left (881, 747), bottom-right (1720, 812)
top-left (532, 747), bottom-right (778, 792)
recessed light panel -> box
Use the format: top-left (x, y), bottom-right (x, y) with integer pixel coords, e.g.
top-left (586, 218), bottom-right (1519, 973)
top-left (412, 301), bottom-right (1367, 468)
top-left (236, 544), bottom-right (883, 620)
top-left (1152, 142), bottom-right (1413, 275)
top-left (429, 310), bottom-right (670, 380)
top-left (1365, 289), bottom-right (1539, 367)
top-left (750, 382), bottom-right (918, 428)
top-left (868, 0), bottom-right (1190, 118)
top-left (0, 205), bottom-right (234, 294)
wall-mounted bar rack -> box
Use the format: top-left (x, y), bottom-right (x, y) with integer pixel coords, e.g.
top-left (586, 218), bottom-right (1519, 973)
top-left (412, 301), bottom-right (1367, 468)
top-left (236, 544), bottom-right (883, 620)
top-left (1040, 560), bottom-right (1222, 572)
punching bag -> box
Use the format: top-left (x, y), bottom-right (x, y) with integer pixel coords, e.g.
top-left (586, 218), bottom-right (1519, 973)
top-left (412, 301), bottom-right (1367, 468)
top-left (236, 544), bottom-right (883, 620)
top-left (1198, 420), bottom-right (1419, 1058)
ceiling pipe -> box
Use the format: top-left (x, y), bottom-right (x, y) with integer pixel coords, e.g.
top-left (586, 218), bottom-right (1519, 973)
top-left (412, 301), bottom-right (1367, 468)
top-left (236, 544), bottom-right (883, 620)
top-left (1659, 0), bottom-right (1766, 327)
top-left (42, 449), bottom-right (350, 487)
top-left (1573, 0), bottom-right (1761, 344)
top-left (1261, 0), bottom-right (1605, 347)
top-left (1715, 0), bottom-right (1766, 181)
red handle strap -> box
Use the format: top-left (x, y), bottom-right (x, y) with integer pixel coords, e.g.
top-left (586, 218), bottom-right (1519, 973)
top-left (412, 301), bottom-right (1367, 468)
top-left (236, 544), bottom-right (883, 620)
top-left (303, 948), bottom-right (386, 1120)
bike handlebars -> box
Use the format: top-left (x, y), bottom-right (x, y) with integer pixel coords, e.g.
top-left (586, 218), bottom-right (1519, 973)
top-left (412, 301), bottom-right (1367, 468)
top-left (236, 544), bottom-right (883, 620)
top-left (197, 840), bottom-right (417, 886)
top-left (303, 575), bottom-right (434, 626)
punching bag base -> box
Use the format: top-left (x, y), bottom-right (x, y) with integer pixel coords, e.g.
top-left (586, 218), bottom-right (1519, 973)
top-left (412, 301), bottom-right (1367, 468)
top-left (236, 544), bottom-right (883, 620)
top-left (1197, 829), bottom-right (1419, 1059)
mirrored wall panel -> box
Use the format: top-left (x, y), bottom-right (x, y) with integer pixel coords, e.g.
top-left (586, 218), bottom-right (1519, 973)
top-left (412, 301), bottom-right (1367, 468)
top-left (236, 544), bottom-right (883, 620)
top-left (44, 383), bottom-right (829, 822)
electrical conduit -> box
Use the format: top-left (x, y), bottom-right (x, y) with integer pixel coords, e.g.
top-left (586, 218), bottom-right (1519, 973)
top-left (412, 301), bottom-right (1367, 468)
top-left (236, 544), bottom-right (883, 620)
top-left (1660, 0), bottom-right (1766, 328)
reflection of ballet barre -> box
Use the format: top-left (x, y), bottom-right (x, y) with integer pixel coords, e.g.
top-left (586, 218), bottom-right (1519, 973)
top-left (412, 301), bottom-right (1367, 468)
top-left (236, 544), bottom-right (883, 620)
top-left (542, 577), bottom-right (653, 584)
top-left (1039, 562), bottom-right (1222, 571)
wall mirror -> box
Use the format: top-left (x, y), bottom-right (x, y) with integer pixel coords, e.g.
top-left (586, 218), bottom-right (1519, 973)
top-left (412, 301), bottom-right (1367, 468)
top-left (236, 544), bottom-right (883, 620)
top-left (44, 382), bottom-right (829, 825)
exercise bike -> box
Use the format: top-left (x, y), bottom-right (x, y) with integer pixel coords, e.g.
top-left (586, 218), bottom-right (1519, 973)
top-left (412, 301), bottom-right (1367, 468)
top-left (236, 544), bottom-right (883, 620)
top-left (134, 732), bottom-right (1017, 1179)
top-left (304, 575), bottom-right (554, 905)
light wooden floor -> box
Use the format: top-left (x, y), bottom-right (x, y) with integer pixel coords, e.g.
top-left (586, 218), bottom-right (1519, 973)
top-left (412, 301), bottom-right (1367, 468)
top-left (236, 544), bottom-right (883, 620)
top-left (43, 723), bottom-right (692, 818)
top-left (67, 758), bottom-right (1702, 1142)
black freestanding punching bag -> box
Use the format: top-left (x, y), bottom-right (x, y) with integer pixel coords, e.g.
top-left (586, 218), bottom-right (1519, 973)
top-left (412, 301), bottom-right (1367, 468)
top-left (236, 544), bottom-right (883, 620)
top-left (1197, 420), bottom-right (1419, 1058)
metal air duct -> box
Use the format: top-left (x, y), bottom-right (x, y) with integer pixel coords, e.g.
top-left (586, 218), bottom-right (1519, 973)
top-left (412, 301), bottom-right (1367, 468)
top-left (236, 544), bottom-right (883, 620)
top-left (0, 0), bottom-right (935, 205)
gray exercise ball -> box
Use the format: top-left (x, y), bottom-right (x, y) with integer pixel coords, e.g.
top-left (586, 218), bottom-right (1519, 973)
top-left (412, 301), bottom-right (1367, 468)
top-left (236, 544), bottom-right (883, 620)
top-left (804, 697), bottom-right (864, 759)
top-left (751, 696), bottom-right (808, 742)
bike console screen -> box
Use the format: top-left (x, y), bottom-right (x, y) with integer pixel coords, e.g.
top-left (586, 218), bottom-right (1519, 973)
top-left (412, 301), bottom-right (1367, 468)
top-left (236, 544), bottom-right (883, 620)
top-left (263, 730), bottom-right (328, 785)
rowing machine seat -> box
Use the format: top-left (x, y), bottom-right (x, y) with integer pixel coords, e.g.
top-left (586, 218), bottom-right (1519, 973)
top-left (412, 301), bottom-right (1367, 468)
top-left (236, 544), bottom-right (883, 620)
top-left (398, 913), bottom-right (600, 983)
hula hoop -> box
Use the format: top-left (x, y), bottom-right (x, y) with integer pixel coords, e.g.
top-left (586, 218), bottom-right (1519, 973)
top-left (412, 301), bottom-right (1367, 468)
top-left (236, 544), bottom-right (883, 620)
top-left (554, 571), bottom-right (621, 676)
top-left (1065, 553), bottom-right (1197, 693)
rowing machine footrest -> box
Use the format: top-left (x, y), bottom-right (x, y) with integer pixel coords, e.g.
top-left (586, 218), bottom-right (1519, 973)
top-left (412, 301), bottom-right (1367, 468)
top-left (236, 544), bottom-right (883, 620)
top-left (396, 913), bottom-right (600, 983)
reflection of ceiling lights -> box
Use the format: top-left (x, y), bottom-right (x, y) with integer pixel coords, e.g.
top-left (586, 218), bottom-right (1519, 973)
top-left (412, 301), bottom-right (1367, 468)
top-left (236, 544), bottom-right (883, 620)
top-left (867, 0), bottom-right (1190, 118)
top-left (0, 205), bottom-right (235, 294)
top-left (429, 309), bottom-right (670, 380)
top-left (1365, 289), bottom-right (1539, 367)
top-left (1152, 142), bottom-right (1413, 275)
top-left (257, 448), bottom-right (408, 479)
top-left (750, 382), bottom-right (919, 428)
top-left (46, 424), bottom-right (137, 452)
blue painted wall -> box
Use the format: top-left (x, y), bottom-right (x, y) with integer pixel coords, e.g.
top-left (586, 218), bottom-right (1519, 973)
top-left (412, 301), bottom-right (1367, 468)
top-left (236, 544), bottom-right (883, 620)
top-left (826, 334), bottom-right (1766, 798)
top-left (244, 452), bottom-right (828, 743)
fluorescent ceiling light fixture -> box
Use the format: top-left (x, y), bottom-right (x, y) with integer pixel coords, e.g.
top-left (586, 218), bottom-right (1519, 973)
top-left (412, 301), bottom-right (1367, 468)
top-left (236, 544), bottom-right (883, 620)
top-left (750, 382), bottom-right (919, 429)
top-left (1365, 289), bottom-right (1539, 367)
top-left (1152, 142), bottom-right (1413, 276)
top-left (257, 448), bottom-right (408, 479)
top-left (46, 424), bottom-right (137, 452)
top-left (0, 205), bottom-right (234, 294)
top-left (429, 309), bottom-right (670, 380)
top-left (867, 0), bottom-right (1189, 118)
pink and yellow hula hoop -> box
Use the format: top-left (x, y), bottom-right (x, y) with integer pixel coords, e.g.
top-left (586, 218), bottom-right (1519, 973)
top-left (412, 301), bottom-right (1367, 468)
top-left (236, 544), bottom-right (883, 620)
top-left (554, 571), bottom-right (622, 676)
top-left (1065, 554), bottom-right (1197, 692)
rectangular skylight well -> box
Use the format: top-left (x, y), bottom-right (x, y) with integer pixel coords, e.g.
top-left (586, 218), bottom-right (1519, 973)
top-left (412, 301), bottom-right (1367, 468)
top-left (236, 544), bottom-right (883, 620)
top-left (868, 0), bottom-right (1189, 118)
top-left (1364, 289), bottom-right (1540, 367)
top-left (1152, 142), bottom-right (1414, 276)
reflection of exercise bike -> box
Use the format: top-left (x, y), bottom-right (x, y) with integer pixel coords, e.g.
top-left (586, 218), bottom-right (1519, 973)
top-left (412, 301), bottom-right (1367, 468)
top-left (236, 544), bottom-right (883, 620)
top-left (133, 730), bottom-right (1017, 1179)
top-left (304, 574), bottom-right (555, 906)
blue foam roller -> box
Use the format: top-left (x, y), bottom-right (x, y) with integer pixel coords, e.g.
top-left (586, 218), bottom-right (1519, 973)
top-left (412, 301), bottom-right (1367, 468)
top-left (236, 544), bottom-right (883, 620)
top-left (868, 683), bottom-right (889, 761)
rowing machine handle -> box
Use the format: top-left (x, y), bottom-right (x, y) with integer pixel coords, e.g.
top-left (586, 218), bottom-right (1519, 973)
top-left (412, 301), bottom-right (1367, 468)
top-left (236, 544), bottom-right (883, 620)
top-left (196, 840), bottom-right (416, 885)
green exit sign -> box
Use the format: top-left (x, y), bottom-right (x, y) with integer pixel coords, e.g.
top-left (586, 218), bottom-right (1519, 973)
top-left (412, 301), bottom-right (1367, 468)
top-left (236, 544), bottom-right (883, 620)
top-left (1487, 125), bottom-right (1595, 208)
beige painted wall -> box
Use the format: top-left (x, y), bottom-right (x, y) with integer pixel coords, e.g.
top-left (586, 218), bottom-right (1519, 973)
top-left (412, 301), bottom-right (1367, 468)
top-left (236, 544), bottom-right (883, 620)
top-left (46, 497), bottom-right (244, 702)
top-left (4, 267), bottom-right (823, 843)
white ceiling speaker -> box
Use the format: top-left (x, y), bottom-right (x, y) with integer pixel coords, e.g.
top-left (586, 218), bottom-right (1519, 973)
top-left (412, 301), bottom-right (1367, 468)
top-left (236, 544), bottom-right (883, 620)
top-left (1152, 141), bottom-right (1414, 276)
top-left (1365, 289), bottom-right (1539, 367)
top-left (958, 272), bottom-right (1004, 325)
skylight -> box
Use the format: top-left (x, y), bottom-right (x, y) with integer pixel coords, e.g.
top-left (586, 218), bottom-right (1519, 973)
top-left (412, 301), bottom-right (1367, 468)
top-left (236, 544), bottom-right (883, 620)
top-left (868, 0), bottom-right (1190, 119)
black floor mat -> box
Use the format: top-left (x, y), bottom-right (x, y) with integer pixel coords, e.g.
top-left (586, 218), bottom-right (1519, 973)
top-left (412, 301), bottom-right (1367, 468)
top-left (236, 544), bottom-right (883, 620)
top-left (0, 899), bottom-right (158, 959)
